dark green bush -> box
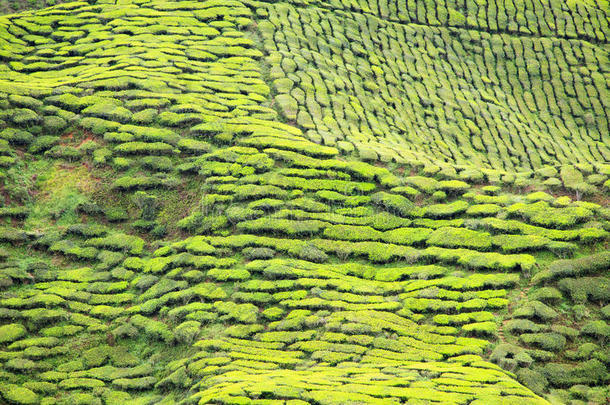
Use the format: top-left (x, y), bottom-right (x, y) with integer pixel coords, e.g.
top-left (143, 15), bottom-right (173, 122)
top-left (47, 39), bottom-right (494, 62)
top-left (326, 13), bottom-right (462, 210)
top-left (80, 117), bottom-right (121, 135)
top-left (242, 247), bottom-right (275, 260)
top-left (558, 277), bottom-right (610, 303)
top-left (29, 135), bottom-right (59, 153)
top-left (174, 320), bottom-right (201, 344)
top-left (43, 116), bottom-right (67, 133)
top-left (542, 359), bottom-right (607, 386)
top-left (57, 392), bottom-right (102, 405)
top-left (516, 368), bottom-right (548, 395)
top-left (323, 225), bottom-right (381, 242)
top-left (533, 252), bottom-right (610, 284)
top-left (9, 108), bottom-right (40, 126)
top-left (513, 300), bottom-right (558, 321)
top-left (0, 128), bottom-right (34, 145)
top-left (529, 287), bottom-right (563, 304)
top-left (505, 319), bottom-right (543, 334)
top-left (490, 343), bottom-right (532, 371)
top-left (9, 94), bottom-right (42, 109)
top-left (370, 192), bottom-right (415, 217)
top-left (404, 176), bottom-right (438, 193)
top-left (291, 243), bottom-right (328, 263)
top-left (44, 145), bottom-right (82, 161)
top-left (111, 176), bottom-right (167, 191)
top-left (85, 233), bottom-right (144, 255)
top-left (437, 180), bottom-right (470, 194)
top-left (520, 332), bottom-right (566, 352)
top-left (602, 304), bottom-right (610, 320)
top-left (130, 314), bottom-right (173, 343)
top-left (226, 206), bottom-right (263, 223)
top-left (141, 156), bottom-right (173, 172)
top-left (551, 325), bottom-right (579, 339)
top-left (112, 377), bottom-right (156, 390)
top-left (581, 320), bottom-right (610, 340)
top-left (565, 343), bottom-right (599, 361)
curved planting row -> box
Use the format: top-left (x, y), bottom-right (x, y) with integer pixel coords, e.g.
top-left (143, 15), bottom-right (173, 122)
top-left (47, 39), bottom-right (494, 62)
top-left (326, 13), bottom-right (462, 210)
top-left (494, 252), bottom-right (610, 404)
top-left (257, 0), bottom-right (609, 188)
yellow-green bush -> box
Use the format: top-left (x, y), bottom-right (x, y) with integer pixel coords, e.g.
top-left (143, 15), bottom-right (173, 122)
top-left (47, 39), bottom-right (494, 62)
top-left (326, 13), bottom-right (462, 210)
top-left (427, 227), bottom-right (492, 250)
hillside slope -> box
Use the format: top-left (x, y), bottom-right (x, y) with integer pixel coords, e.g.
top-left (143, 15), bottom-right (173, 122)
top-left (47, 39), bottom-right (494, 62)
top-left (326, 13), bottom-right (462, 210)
top-left (0, 0), bottom-right (608, 404)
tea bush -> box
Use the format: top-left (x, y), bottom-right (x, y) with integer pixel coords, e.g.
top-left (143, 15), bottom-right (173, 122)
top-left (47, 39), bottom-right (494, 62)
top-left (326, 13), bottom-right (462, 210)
top-left (0, 0), bottom-right (607, 402)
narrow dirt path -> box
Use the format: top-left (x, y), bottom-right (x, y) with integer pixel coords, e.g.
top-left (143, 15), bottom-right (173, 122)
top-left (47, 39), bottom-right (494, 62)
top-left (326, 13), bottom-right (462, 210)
top-left (497, 282), bottom-right (533, 343)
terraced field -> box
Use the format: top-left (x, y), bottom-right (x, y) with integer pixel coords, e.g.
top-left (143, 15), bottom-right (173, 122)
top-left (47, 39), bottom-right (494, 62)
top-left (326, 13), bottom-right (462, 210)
top-left (0, 0), bottom-right (608, 404)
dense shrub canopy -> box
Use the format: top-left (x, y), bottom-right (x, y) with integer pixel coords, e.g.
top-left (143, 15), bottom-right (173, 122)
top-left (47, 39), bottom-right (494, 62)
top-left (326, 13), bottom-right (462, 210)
top-left (0, 0), bottom-right (607, 404)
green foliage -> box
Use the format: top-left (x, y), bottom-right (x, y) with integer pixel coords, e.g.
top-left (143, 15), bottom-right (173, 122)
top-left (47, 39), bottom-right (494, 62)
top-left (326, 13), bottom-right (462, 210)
top-left (602, 304), bottom-right (610, 320)
top-left (436, 180), bottom-right (470, 194)
top-left (529, 287), bottom-right (563, 304)
top-left (238, 218), bottom-right (325, 235)
top-left (85, 233), bottom-right (145, 255)
top-left (505, 319), bottom-right (543, 334)
top-left (59, 378), bottom-right (105, 389)
top-left (466, 204), bottom-right (502, 216)
top-left (542, 359), bottom-right (607, 386)
top-left (581, 320), bottom-right (610, 340)
top-left (462, 321), bottom-right (497, 336)
top-left (424, 200), bottom-right (469, 218)
top-left (0, 384), bottom-right (38, 405)
top-left (29, 135), bottom-right (59, 153)
top-left (0, 1), bottom-right (608, 403)
top-left (558, 277), bottom-right (610, 303)
top-left (507, 201), bottom-right (593, 229)
top-left (1, 128), bottom-right (34, 145)
top-left (292, 243), bottom-right (328, 262)
top-left (513, 300), bottom-right (559, 321)
top-left (240, 136), bottom-right (338, 157)
top-left (243, 247), bottom-right (275, 260)
top-left (0, 227), bottom-right (28, 242)
top-left (112, 377), bottom-right (156, 390)
top-left (533, 252), bottom-right (610, 284)
top-left (213, 301), bottom-right (258, 323)
top-left (82, 102), bottom-right (131, 122)
top-left (520, 332), bottom-right (566, 352)
top-left (547, 241), bottom-right (578, 258)
top-left (370, 192), bottom-right (415, 217)
top-left (427, 227), bottom-right (492, 250)
top-left (174, 321), bottom-right (201, 344)
top-left (130, 314), bottom-right (173, 343)
top-left (491, 234), bottom-right (550, 253)
top-left (232, 184), bottom-right (288, 200)
top-left (490, 343), bottom-right (533, 371)
top-left (80, 117), bottom-right (121, 135)
top-left (41, 325), bottom-right (83, 337)
top-left (323, 225), bottom-right (381, 242)
top-left (382, 227), bottom-right (432, 246)
top-left (178, 138), bottom-right (211, 154)
top-left (517, 369), bottom-right (548, 396)
top-left (404, 176), bottom-right (438, 193)
top-left (114, 141), bottom-right (175, 155)
top-left (0, 323), bottom-right (27, 344)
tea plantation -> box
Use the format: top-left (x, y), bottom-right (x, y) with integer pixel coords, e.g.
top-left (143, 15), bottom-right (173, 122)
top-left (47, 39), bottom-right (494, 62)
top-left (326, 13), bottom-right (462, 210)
top-left (0, 0), bottom-right (608, 404)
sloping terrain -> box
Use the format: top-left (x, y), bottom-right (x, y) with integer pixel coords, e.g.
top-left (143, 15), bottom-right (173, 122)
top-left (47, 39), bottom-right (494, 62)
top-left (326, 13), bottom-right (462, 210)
top-left (0, 0), bottom-right (608, 404)
top-left (260, 0), bottom-right (609, 173)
